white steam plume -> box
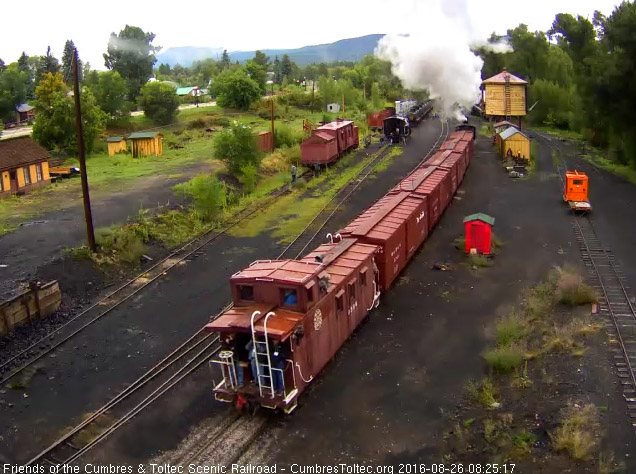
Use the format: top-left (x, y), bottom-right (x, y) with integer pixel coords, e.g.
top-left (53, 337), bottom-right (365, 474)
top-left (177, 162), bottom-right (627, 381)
top-left (375, 0), bottom-right (511, 120)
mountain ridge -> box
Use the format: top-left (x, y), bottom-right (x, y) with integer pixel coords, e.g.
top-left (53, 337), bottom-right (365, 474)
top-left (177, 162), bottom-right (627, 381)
top-left (156, 34), bottom-right (385, 67)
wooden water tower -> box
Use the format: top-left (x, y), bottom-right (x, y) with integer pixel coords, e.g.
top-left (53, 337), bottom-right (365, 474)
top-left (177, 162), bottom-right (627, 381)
top-left (481, 69), bottom-right (527, 128)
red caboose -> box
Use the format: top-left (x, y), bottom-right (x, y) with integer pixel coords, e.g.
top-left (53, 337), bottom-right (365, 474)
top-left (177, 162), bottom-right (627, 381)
top-left (464, 213), bottom-right (495, 255)
top-left (206, 239), bottom-right (380, 413)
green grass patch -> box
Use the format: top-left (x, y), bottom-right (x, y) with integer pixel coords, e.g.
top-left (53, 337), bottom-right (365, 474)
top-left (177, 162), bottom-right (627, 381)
top-left (580, 153), bottom-right (636, 186)
top-left (465, 378), bottom-right (499, 409)
top-left (227, 147), bottom-right (388, 243)
top-left (468, 254), bottom-right (493, 268)
top-left (534, 126), bottom-right (584, 141)
top-left (495, 315), bottom-right (527, 346)
top-left (483, 345), bottom-right (524, 373)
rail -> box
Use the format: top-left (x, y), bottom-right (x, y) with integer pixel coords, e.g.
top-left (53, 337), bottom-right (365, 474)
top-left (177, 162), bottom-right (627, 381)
top-left (278, 119), bottom-right (449, 260)
top-left (27, 118), bottom-right (450, 464)
top-left (536, 130), bottom-right (636, 432)
top-left (0, 170), bottom-right (312, 386)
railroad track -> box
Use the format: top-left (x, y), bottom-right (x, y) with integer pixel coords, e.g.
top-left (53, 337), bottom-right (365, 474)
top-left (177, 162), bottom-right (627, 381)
top-left (26, 119), bottom-right (449, 465)
top-left (279, 119), bottom-right (450, 260)
top-left (572, 216), bottom-right (636, 431)
top-left (0, 170), bottom-right (315, 386)
top-left (27, 326), bottom-right (224, 465)
top-left (537, 130), bottom-right (636, 432)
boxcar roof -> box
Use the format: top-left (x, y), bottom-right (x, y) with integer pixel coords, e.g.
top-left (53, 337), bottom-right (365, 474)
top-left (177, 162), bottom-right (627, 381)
top-left (303, 132), bottom-right (335, 144)
top-left (394, 166), bottom-right (437, 192)
top-left (316, 120), bottom-right (354, 131)
top-left (231, 259), bottom-right (322, 284)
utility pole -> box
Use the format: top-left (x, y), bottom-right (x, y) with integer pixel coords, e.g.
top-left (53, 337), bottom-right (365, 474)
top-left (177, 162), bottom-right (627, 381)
top-left (342, 93), bottom-right (345, 119)
top-left (311, 80), bottom-right (315, 113)
top-left (270, 98), bottom-right (275, 151)
top-left (73, 48), bottom-right (96, 252)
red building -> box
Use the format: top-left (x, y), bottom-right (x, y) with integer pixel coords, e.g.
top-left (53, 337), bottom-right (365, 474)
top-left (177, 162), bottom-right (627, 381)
top-left (464, 213), bottom-right (495, 255)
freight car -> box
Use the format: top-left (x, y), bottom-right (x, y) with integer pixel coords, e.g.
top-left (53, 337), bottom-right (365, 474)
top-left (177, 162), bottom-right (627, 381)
top-left (367, 108), bottom-right (395, 131)
top-left (208, 124), bottom-right (476, 413)
top-left (301, 119), bottom-right (359, 166)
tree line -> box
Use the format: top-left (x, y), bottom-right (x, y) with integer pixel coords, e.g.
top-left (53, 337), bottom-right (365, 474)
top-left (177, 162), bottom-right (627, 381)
top-left (478, 1), bottom-right (636, 166)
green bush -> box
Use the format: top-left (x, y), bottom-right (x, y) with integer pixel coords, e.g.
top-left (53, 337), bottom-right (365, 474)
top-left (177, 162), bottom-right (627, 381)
top-left (174, 174), bottom-right (227, 222)
top-left (238, 163), bottom-right (259, 194)
top-left (96, 225), bottom-right (147, 264)
top-left (495, 315), bottom-right (526, 346)
top-left (213, 121), bottom-right (261, 175)
top-left (483, 346), bottom-right (524, 373)
top-left (274, 124), bottom-right (303, 148)
top-left (138, 82), bottom-right (179, 125)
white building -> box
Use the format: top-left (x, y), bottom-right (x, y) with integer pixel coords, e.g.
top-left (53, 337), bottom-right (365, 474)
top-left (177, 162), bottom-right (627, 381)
top-left (327, 103), bottom-right (341, 113)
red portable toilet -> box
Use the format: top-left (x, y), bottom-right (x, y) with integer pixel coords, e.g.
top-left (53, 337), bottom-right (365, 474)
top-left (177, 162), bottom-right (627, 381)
top-left (463, 213), bottom-right (495, 255)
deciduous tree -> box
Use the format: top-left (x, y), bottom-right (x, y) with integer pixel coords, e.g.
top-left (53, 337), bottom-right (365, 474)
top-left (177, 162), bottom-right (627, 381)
top-left (33, 72), bottom-right (105, 154)
top-left (213, 68), bottom-right (261, 110)
top-left (92, 70), bottom-right (130, 123)
top-left (213, 121), bottom-right (261, 175)
top-left (104, 25), bottom-right (160, 101)
top-left (138, 81), bottom-right (179, 125)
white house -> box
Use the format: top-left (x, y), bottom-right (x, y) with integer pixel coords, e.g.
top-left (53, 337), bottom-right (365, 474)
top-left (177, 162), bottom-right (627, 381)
top-left (327, 103), bottom-right (341, 113)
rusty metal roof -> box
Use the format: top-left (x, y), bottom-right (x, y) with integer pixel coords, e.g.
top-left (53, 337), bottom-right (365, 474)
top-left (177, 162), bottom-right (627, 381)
top-left (316, 120), bottom-right (354, 131)
top-left (395, 166), bottom-right (437, 192)
top-left (303, 132), bottom-right (335, 144)
top-left (482, 71), bottom-right (527, 85)
top-left (205, 303), bottom-right (303, 340)
top-left (231, 259), bottom-right (322, 285)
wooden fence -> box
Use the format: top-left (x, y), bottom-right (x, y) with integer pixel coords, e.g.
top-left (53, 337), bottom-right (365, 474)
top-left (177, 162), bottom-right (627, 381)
top-left (0, 281), bottom-right (62, 334)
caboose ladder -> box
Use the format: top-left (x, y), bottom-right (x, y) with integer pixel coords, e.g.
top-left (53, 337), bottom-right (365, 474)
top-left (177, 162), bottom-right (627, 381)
top-left (250, 311), bottom-right (275, 398)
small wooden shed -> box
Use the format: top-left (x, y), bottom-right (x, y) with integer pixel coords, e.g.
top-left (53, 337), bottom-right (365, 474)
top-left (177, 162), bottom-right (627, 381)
top-left (493, 120), bottom-right (518, 135)
top-left (106, 136), bottom-right (127, 156)
top-left (464, 213), bottom-right (495, 255)
top-left (499, 127), bottom-right (530, 160)
top-left (128, 132), bottom-right (163, 158)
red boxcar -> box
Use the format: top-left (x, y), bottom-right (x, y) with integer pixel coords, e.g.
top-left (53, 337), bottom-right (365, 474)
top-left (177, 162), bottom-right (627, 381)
top-left (439, 152), bottom-right (466, 186)
top-left (367, 109), bottom-right (393, 130)
top-left (256, 131), bottom-right (273, 153)
top-left (207, 239), bottom-right (380, 412)
top-left (301, 132), bottom-right (339, 165)
top-left (339, 191), bottom-right (427, 290)
top-left (314, 120), bottom-right (357, 155)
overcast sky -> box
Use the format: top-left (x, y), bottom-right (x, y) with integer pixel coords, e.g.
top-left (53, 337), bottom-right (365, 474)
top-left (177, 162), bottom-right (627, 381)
top-left (0, 0), bottom-right (622, 69)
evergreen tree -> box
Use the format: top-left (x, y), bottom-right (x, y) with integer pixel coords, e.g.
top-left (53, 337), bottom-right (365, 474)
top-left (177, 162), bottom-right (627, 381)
top-left (253, 50), bottom-right (269, 67)
top-left (62, 40), bottom-right (82, 84)
top-left (42, 46), bottom-right (60, 74)
top-left (273, 56), bottom-right (281, 83)
top-left (220, 49), bottom-right (231, 70)
top-left (17, 52), bottom-right (35, 99)
top-left (281, 54), bottom-right (293, 80)
top-left (0, 59), bottom-right (5, 73)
